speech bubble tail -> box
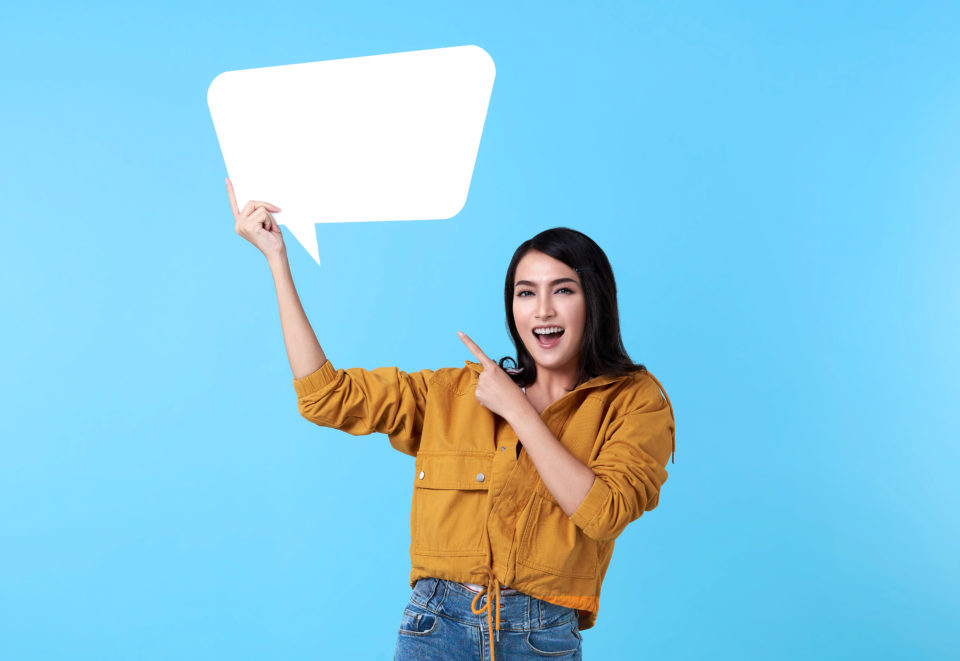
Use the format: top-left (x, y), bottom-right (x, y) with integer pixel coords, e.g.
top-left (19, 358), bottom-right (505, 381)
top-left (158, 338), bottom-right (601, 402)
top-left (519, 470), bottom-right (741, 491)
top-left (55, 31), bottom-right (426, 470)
top-left (283, 222), bottom-right (322, 267)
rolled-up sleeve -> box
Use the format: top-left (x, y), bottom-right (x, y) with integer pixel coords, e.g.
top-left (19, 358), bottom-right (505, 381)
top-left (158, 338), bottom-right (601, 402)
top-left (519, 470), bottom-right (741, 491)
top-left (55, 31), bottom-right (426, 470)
top-left (570, 389), bottom-right (675, 541)
top-left (293, 359), bottom-right (434, 456)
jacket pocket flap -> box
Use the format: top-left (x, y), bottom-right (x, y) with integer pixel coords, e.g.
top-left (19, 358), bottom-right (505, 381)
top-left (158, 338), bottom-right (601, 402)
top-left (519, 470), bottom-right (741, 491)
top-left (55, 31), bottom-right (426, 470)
top-left (414, 452), bottom-right (493, 490)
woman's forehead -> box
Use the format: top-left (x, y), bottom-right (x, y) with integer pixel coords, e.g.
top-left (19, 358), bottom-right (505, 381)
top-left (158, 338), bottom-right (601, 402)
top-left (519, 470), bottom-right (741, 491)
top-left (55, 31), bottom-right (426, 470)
top-left (514, 250), bottom-right (578, 282)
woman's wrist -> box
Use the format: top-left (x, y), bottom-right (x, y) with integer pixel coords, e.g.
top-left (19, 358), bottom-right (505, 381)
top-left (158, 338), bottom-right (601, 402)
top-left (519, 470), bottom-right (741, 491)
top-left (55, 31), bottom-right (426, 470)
top-left (267, 250), bottom-right (289, 272)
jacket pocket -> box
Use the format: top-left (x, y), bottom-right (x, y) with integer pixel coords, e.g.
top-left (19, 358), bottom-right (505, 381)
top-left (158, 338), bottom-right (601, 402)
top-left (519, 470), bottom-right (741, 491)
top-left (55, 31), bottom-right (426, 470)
top-left (517, 492), bottom-right (598, 580)
top-left (413, 452), bottom-right (492, 556)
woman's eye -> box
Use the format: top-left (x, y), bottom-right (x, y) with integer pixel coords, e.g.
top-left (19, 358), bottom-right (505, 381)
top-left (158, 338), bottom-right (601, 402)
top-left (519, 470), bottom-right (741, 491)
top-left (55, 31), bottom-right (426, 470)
top-left (517, 288), bottom-right (574, 297)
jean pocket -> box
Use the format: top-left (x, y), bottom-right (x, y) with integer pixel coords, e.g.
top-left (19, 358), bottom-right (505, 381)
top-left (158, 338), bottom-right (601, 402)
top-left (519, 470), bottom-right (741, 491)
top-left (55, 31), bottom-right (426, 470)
top-left (524, 619), bottom-right (582, 657)
top-left (397, 603), bottom-right (439, 637)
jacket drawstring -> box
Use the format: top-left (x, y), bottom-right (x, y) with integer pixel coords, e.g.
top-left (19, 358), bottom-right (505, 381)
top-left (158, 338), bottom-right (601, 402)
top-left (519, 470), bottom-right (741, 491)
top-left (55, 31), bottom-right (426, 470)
top-left (645, 371), bottom-right (676, 464)
top-left (469, 562), bottom-right (501, 661)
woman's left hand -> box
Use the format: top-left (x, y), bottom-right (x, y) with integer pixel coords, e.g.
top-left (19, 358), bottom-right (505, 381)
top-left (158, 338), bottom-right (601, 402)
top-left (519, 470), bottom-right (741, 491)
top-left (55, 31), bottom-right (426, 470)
top-left (458, 331), bottom-right (529, 422)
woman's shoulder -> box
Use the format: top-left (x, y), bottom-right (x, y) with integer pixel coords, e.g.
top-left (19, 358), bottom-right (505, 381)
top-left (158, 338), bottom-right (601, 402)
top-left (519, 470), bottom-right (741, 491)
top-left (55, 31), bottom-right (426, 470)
top-left (608, 367), bottom-right (672, 415)
top-left (422, 362), bottom-right (484, 392)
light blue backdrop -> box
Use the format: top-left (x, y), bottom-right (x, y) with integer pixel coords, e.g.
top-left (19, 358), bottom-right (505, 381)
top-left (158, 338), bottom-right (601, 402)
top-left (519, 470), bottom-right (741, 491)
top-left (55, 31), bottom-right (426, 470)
top-left (2, 2), bottom-right (957, 659)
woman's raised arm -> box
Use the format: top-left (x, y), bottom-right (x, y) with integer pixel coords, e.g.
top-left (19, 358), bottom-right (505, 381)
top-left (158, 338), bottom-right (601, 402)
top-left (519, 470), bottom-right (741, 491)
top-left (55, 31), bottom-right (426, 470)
top-left (227, 177), bottom-right (327, 379)
top-left (270, 255), bottom-right (327, 379)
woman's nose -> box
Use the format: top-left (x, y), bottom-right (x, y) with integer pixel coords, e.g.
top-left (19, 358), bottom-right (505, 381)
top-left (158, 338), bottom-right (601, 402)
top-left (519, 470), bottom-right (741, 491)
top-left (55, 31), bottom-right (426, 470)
top-left (536, 297), bottom-right (554, 319)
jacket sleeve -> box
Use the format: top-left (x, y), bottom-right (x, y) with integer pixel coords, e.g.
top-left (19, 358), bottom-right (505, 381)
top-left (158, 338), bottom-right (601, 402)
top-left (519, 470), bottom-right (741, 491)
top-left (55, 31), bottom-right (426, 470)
top-left (292, 358), bottom-right (434, 457)
top-left (569, 378), bottom-right (675, 542)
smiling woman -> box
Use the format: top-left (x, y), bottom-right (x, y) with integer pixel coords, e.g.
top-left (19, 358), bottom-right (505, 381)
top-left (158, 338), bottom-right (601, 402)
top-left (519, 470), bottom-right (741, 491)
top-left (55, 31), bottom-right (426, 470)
top-left (498, 229), bottom-right (647, 393)
top-left (228, 186), bottom-right (675, 661)
top-left (510, 251), bottom-right (587, 389)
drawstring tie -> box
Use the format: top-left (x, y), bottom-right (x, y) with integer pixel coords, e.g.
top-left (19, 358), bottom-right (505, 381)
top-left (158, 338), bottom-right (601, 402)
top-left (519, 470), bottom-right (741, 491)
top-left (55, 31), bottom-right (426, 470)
top-left (469, 563), bottom-right (502, 661)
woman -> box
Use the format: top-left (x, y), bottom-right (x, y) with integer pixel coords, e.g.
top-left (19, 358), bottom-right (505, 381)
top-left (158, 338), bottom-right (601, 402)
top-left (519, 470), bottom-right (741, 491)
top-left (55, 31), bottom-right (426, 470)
top-left (226, 179), bottom-right (675, 661)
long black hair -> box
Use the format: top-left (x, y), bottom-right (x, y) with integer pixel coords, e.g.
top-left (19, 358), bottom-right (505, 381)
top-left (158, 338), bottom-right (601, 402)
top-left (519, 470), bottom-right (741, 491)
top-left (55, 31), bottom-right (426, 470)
top-left (497, 227), bottom-right (645, 389)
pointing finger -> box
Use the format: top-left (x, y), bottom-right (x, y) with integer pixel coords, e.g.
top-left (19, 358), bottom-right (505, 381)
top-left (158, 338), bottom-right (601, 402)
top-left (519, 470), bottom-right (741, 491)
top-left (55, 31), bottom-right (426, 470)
top-left (227, 179), bottom-right (281, 218)
top-left (457, 331), bottom-right (494, 366)
top-left (226, 178), bottom-right (240, 218)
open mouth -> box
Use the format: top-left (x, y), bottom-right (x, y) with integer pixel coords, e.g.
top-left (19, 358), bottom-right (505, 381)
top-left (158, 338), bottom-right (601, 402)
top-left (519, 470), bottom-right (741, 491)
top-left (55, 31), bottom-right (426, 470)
top-left (533, 327), bottom-right (564, 348)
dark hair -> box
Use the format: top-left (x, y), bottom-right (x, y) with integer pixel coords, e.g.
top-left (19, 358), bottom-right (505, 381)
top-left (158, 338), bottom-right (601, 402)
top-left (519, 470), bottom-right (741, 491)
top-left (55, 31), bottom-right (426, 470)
top-left (497, 227), bottom-right (645, 389)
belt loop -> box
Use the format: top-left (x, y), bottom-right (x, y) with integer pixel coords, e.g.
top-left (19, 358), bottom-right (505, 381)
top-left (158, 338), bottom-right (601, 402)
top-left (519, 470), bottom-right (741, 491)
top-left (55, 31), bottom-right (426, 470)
top-left (423, 577), bottom-right (441, 610)
top-left (434, 578), bottom-right (449, 611)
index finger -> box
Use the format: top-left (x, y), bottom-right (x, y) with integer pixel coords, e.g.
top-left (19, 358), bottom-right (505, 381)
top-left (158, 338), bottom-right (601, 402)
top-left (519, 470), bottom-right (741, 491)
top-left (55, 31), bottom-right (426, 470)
top-left (225, 178), bottom-right (240, 218)
top-left (457, 331), bottom-right (494, 366)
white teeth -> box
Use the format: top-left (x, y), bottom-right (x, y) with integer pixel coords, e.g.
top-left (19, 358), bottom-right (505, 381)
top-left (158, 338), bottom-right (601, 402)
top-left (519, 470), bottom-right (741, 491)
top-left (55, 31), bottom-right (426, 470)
top-left (534, 327), bottom-right (564, 335)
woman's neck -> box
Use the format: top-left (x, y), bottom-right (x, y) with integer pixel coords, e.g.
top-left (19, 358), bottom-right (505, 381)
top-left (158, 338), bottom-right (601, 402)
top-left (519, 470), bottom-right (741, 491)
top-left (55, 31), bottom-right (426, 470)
top-left (527, 365), bottom-right (578, 411)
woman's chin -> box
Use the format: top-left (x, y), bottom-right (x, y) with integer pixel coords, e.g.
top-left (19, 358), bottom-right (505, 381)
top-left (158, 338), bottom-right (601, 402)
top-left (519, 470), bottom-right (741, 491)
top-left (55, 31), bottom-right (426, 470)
top-left (520, 339), bottom-right (578, 374)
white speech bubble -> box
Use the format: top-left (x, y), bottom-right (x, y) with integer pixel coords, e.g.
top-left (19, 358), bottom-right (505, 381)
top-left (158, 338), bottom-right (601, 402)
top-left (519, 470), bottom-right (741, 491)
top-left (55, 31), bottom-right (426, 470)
top-left (207, 45), bottom-right (496, 265)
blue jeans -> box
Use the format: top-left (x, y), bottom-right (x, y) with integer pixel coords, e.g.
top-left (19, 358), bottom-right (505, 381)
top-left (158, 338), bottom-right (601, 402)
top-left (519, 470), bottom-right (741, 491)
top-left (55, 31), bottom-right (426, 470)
top-left (394, 578), bottom-right (583, 660)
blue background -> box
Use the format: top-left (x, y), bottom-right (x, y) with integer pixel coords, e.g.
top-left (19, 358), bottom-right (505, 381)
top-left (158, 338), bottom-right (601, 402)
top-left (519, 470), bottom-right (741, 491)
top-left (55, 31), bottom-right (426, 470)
top-left (2, 1), bottom-right (958, 659)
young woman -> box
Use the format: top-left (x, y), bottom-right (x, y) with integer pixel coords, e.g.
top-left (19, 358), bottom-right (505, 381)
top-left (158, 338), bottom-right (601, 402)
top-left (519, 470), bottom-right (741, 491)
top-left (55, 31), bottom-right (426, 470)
top-left (227, 179), bottom-right (675, 661)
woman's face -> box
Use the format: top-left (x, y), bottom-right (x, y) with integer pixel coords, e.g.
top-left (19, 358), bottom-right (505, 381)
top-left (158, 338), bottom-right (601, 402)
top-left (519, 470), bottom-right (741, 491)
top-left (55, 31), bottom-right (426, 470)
top-left (512, 249), bottom-right (586, 379)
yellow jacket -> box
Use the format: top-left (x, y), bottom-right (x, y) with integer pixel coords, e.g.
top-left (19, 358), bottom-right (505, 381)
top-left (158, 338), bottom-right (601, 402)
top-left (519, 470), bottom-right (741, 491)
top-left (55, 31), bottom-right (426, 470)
top-left (293, 358), bottom-right (675, 635)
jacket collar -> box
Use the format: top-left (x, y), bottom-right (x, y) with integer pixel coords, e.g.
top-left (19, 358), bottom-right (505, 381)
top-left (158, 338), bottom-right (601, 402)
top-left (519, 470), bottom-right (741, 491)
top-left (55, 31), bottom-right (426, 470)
top-left (464, 360), bottom-right (631, 393)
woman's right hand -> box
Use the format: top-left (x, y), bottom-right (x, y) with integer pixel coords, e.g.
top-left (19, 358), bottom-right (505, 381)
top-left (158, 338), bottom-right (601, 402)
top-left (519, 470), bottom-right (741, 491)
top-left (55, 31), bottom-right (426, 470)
top-left (226, 177), bottom-right (286, 261)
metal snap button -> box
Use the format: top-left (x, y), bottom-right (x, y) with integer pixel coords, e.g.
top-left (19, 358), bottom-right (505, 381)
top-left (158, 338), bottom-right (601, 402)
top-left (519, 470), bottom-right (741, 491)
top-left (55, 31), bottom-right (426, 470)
top-left (500, 446), bottom-right (506, 451)
top-left (476, 473), bottom-right (485, 482)
top-left (418, 471), bottom-right (425, 479)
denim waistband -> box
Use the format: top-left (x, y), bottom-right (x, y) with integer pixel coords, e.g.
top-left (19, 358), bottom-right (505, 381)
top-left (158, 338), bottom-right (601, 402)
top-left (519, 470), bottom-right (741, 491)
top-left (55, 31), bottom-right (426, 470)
top-left (409, 577), bottom-right (577, 632)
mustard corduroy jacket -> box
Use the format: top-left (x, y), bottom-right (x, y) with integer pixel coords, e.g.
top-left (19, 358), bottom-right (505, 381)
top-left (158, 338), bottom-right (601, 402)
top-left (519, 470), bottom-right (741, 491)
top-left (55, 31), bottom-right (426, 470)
top-left (292, 358), bottom-right (675, 633)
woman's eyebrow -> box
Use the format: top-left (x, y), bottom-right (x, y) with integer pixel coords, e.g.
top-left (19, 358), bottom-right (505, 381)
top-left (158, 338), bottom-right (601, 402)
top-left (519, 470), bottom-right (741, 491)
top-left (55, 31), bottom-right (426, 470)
top-left (514, 277), bottom-right (578, 288)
